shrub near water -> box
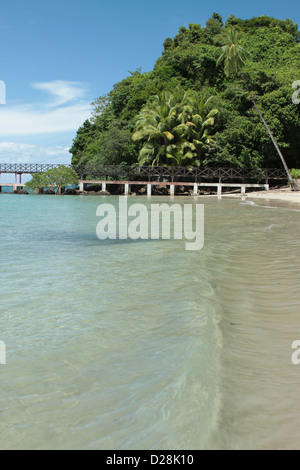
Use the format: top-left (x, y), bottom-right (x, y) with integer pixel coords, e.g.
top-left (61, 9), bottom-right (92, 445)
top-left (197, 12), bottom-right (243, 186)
top-left (25, 166), bottom-right (79, 195)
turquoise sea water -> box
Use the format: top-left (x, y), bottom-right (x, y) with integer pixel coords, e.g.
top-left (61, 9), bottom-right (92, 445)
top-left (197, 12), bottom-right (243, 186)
top-left (1, 193), bottom-right (300, 450)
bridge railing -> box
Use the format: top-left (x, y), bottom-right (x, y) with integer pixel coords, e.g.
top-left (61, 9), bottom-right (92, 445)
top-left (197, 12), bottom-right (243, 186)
top-left (73, 165), bottom-right (287, 184)
top-left (0, 163), bottom-right (288, 183)
top-left (0, 163), bottom-right (63, 174)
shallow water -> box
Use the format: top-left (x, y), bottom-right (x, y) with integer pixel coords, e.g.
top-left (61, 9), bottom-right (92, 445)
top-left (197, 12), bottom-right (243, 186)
top-left (1, 194), bottom-right (300, 450)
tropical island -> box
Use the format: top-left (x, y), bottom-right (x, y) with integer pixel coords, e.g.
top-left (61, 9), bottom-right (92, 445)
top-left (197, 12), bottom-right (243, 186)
top-left (25, 13), bottom-right (300, 198)
top-left (70, 14), bottom-right (300, 169)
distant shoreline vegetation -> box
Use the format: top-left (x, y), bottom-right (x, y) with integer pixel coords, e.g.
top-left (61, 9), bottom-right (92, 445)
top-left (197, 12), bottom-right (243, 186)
top-left (24, 166), bottom-right (79, 195)
top-left (68, 14), bottom-right (300, 173)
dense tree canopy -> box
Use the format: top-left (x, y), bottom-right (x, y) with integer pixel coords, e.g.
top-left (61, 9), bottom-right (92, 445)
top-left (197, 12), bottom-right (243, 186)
top-left (70, 14), bottom-right (300, 170)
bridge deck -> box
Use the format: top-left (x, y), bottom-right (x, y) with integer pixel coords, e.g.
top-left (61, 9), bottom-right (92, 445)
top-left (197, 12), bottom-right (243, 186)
top-left (80, 180), bottom-right (269, 196)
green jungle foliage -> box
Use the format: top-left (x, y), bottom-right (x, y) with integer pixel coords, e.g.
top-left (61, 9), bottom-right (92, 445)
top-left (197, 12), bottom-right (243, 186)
top-left (70, 14), bottom-right (300, 170)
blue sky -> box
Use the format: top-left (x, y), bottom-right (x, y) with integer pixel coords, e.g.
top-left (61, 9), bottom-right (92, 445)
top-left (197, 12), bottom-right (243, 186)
top-left (0, 0), bottom-right (299, 180)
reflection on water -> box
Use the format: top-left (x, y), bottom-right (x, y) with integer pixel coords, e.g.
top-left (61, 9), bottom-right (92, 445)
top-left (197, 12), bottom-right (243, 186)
top-left (0, 194), bottom-right (300, 449)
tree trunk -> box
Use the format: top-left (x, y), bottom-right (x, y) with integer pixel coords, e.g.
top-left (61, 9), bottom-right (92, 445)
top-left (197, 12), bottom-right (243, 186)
top-left (251, 99), bottom-right (298, 191)
top-left (35, 187), bottom-right (44, 194)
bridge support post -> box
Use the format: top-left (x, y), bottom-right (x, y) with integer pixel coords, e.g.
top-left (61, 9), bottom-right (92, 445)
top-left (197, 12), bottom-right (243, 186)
top-left (170, 184), bottom-right (175, 196)
top-left (217, 184), bottom-right (222, 197)
top-left (193, 183), bottom-right (198, 196)
top-left (79, 182), bottom-right (84, 192)
top-left (102, 182), bottom-right (107, 192)
top-left (147, 184), bottom-right (152, 197)
top-left (241, 185), bottom-right (246, 195)
top-left (124, 183), bottom-right (130, 196)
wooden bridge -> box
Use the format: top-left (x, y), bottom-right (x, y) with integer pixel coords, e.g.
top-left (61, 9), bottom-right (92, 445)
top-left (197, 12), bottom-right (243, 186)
top-left (0, 163), bottom-right (288, 181)
top-left (0, 163), bottom-right (289, 194)
top-left (73, 165), bottom-right (287, 184)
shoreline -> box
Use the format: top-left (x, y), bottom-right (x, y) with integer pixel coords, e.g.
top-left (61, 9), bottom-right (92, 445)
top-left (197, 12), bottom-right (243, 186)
top-left (221, 187), bottom-right (300, 206)
top-left (3, 186), bottom-right (300, 207)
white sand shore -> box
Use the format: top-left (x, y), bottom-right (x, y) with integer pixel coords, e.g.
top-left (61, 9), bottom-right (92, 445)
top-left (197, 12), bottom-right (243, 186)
top-left (222, 187), bottom-right (300, 205)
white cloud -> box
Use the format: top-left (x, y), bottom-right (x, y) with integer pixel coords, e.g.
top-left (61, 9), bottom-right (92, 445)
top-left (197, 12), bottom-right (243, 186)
top-left (0, 142), bottom-right (72, 183)
top-left (0, 103), bottom-right (92, 135)
top-left (0, 142), bottom-right (71, 163)
top-left (0, 80), bottom-right (92, 136)
top-left (0, 80), bottom-right (92, 175)
top-left (31, 80), bottom-right (88, 107)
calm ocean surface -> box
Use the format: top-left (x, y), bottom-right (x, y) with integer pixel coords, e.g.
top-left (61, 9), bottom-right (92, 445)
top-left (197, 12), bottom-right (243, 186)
top-left (1, 193), bottom-right (300, 450)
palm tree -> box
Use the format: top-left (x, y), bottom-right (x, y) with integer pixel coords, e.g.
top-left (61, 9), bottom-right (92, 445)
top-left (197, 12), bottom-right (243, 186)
top-left (174, 91), bottom-right (219, 165)
top-left (216, 28), bottom-right (250, 77)
top-left (251, 97), bottom-right (296, 189)
top-left (132, 90), bottom-right (178, 166)
top-left (132, 87), bottom-right (218, 167)
top-left (216, 28), bottom-right (297, 190)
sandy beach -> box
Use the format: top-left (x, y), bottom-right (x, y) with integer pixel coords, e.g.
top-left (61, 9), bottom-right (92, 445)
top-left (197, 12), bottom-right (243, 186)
top-left (248, 188), bottom-right (300, 203)
top-left (221, 187), bottom-right (300, 206)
